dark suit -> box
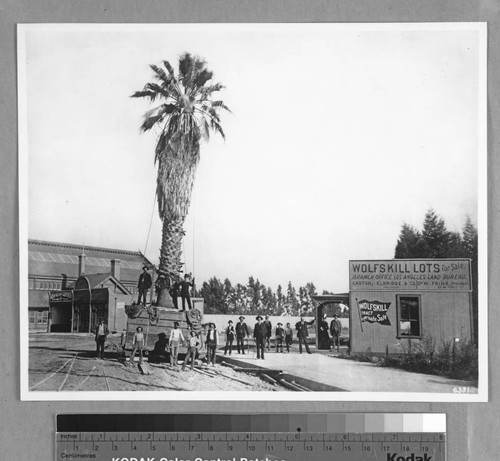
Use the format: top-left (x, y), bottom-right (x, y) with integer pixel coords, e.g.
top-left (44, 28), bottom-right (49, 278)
top-left (94, 322), bottom-right (109, 359)
top-left (169, 281), bottom-right (180, 310)
top-left (330, 318), bottom-right (342, 349)
top-left (253, 322), bottom-right (267, 359)
top-left (138, 271), bottom-right (152, 305)
top-left (179, 279), bottom-right (194, 311)
top-left (235, 321), bottom-right (249, 354)
top-left (295, 319), bottom-right (314, 353)
top-left (264, 319), bottom-right (272, 350)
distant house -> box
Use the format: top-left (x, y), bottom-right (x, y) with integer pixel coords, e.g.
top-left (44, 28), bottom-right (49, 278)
top-left (28, 239), bottom-right (153, 332)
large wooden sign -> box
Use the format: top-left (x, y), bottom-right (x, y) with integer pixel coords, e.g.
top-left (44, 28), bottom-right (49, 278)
top-left (349, 259), bottom-right (472, 292)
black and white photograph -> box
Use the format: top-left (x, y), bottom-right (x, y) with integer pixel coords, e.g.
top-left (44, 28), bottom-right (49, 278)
top-left (18, 23), bottom-right (487, 400)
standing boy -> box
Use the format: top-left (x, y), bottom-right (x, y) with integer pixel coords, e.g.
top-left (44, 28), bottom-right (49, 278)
top-left (182, 331), bottom-right (200, 371)
top-left (131, 326), bottom-right (145, 364)
top-left (275, 322), bottom-right (285, 353)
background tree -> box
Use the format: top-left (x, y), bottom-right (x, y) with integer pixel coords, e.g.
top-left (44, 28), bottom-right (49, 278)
top-left (421, 209), bottom-right (450, 258)
top-left (462, 216), bottom-right (479, 340)
top-left (394, 210), bottom-right (479, 344)
top-left (132, 53), bottom-right (230, 306)
top-left (395, 223), bottom-right (427, 258)
top-left (199, 277), bottom-right (226, 314)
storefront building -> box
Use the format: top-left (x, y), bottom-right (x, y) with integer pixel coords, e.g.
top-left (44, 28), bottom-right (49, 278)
top-left (349, 258), bottom-right (473, 354)
top-left (28, 239), bottom-right (152, 331)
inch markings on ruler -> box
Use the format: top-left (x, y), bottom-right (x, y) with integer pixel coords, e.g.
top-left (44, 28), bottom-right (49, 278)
top-left (56, 431), bottom-right (445, 461)
top-left (56, 414), bottom-right (446, 461)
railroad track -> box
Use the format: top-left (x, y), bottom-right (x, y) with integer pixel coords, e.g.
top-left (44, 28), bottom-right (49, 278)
top-left (220, 360), bottom-right (312, 391)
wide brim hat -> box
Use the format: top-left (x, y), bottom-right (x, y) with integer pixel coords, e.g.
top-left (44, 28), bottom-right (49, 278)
top-left (277, 322), bottom-right (283, 326)
top-left (228, 320), bottom-right (233, 323)
top-left (239, 316), bottom-right (245, 320)
top-left (256, 315), bottom-right (263, 321)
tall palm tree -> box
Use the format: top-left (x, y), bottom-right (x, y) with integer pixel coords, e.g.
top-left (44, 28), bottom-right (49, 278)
top-left (132, 52), bottom-right (230, 307)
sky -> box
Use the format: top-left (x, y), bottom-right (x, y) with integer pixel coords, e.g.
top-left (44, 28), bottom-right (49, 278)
top-left (20, 24), bottom-right (485, 293)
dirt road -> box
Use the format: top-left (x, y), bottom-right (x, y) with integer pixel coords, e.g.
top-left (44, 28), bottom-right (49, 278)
top-left (28, 333), bottom-right (282, 392)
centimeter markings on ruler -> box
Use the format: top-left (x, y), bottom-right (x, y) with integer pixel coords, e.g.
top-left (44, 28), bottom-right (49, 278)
top-left (56, 431), bottom-right (446, 460)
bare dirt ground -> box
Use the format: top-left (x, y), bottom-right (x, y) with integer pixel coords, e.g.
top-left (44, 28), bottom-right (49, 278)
top-left (28, 333), bottom-right (284, 392)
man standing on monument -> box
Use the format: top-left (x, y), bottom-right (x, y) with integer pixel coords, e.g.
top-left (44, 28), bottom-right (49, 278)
top-left (137, 266), bottom-right (152, 305)
top-left (179, 273), bottom-right (195, 311)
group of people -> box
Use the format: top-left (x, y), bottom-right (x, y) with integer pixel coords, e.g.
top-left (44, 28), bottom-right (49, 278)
top-left (318, 312), bottom-right (343, 351)
top-left (221, 314), bottom-right (321, 359)
top-left (95, 312), bottom-right (343, 366)
top-left (137, 266), bottom-right (195, 311)
top-left (130, 321), bottom-right (219, 371)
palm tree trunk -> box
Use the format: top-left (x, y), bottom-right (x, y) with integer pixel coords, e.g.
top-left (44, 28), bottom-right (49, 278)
top-left (156, 214), bottom-right (186, 307)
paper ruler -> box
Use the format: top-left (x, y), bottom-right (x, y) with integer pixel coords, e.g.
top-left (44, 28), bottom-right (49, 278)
top-left (56, 413), bottom-right (446, 461)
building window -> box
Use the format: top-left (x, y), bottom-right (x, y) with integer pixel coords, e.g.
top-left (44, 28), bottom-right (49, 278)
top-left (397, 295), bottom-right (421, 338)
top-left (29, 311), bottom-right (35, 324)
top-left (29, 279), bottom-right (35, 289)
top-left (36, 310), bottom-right (48, 326)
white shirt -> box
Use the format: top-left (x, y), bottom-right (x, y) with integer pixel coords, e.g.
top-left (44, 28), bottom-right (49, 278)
top-left (170, 328), bottom-right (185, 343)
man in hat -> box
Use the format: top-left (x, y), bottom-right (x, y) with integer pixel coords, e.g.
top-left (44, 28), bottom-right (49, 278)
top-left (179, 273), bottom-right (195, 311)
top-left (330, 314), bottom-right (342, 352)
top-left (295, 315), bottom-right (315, 354)
top-left (275, 322), bottom-right (285, 353)
top-left (224, 320), bottom-right (235, 355)
top-left (137, 266), bottom-right (152, 305)
top-left (235, 316), bottom-right (249, 354)
top-left (94, 317), bottom-right (109, 360)
top-left (253, 315), bottom-right (267, 359)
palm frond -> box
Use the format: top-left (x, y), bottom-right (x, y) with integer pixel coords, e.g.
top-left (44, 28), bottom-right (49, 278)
top-left (150, 64), bottom-right (170, 85)
top-left (163, 60), bottom-right (176, 78)
top-left (144, 82), bottom-right (170, 100)
top-left (200, 83), bottom-right (224, 96)
top-left (210, 100), bottom-right (232, 113)
top-left (131, 90), bottom-right (158, 101)
top-left (202, 118), bottom-right (211, 141)
top-left (178, 52), bottom-right (194, 82)
top-left (194, 69), bottom-right (213, 88)
top-left (141, 113), bottom-right (165, 132)
top-left (210, 119), bottom-right (226, 140)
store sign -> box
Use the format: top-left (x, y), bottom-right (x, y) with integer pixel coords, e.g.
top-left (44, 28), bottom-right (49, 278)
top-left (349, 259), bottom-right (471, 292)
top-left (358, 299), bottom-right (391, 325)
top-left (49, 291), bottom-right (73, 303)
